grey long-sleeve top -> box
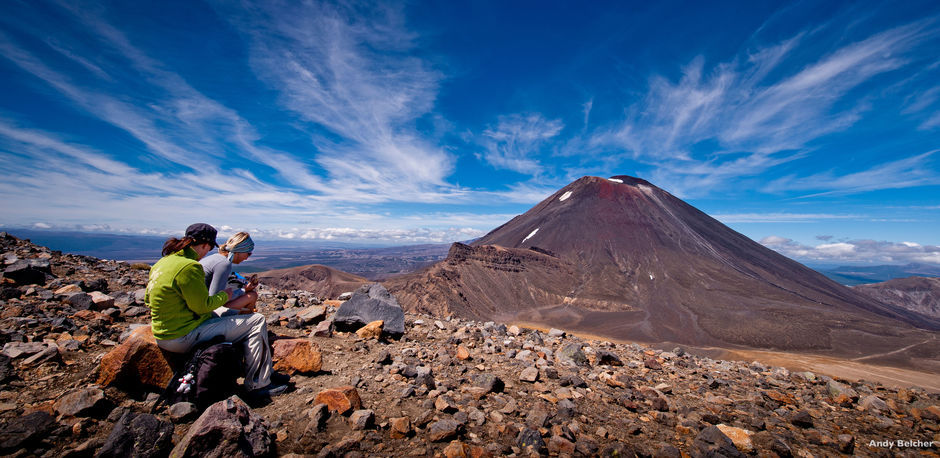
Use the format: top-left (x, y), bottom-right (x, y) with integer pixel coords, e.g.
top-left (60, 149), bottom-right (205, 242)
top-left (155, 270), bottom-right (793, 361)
top-left (199, 253), bottom-right (244, 299)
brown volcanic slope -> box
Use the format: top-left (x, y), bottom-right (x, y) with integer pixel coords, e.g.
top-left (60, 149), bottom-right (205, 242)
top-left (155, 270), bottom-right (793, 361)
top-left (854, 276), bottom-right (940, 321)
top-left (257, 264), bottom-right (368, 299)
top-left (387, 176), bottom-right (940, 370)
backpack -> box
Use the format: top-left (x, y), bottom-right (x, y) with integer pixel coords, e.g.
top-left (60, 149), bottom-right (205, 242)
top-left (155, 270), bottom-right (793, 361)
top-left (152, 337), bottom-right (241, 412)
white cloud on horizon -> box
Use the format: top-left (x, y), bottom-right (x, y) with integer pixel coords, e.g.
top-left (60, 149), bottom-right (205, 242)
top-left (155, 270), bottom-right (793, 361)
top-left (760, 235), bottom-right (940, 264)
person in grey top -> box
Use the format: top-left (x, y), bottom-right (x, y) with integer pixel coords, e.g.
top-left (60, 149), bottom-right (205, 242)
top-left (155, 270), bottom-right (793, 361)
top-left (200, 231), bottom-right (259, 316)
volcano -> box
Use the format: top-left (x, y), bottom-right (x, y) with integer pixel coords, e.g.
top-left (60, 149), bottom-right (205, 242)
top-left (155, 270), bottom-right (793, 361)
top-left (387, 176), bottom-right (940, 368)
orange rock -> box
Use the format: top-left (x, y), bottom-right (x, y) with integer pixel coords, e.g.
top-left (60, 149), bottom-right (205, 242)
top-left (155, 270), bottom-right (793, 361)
top-left (925, 405), bottom-right (940, 421)
top-left (716, 424), bottom-right (753, 453)
top-left (443, 440), bottom-right (470, 458)
top-left (469, 445), bottom-right (493, 458)
top-left (456, 345), bottom-right (471, 360)
top-left (72, 310), bottom-right (111, 323)
top-left (272, 339), bottom-right (322, 375)
top-left (389, 416), bottom-right (411, 439)
top-left (315, 386), bottom-right (362, 415)
top-left (356, 320), bottom-right (384, 340)
top-left (55, 284), bottom-right (82, 295)
top-left (762, 390), bottom-right (796, 405)
top-left (96, 326), bottom-right (173, 390)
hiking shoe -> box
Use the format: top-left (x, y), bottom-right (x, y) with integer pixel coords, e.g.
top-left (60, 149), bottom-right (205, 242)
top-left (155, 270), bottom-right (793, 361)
top-left (271, 372), bottom-right (291, 385)
top-left (250, 383), bottom-right (289, 398)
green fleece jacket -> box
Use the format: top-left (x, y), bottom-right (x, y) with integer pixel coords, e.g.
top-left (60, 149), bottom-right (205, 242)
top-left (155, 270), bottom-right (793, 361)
top-left (145, 247), bottom-right (228, 340)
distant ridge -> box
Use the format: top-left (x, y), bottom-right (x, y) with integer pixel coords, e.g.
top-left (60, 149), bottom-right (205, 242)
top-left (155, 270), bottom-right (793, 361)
top-left (256, 264), bottom-right (368, 300)
top-left (854, 276), bottom-right (940, 320)
top-left (387, 175), bottom-right (940, 371)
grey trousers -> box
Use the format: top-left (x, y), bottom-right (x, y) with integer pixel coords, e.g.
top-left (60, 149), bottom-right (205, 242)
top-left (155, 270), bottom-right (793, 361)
top-left (155, 313), bottom-right (272, 390)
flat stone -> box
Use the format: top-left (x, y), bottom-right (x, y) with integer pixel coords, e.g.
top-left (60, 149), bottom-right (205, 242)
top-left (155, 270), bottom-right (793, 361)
top-left (1, 341), bottom-right (47, 359)
top-left (315, 386), bottom-right (362, 415)
top-left (55, 387), bottom-right (110, 418)
top-left (55, 284), bottom-right (82, 295)
top-left (298, 305), bottom-right (327, 324)
top-left (0, 411), bottom-right (55, 453)
top-left (272, 338), bottom-right (322, 375)
top-left (96, 411), bottom-right (174, 458)
top-left (859, 395), bottom-right (889, 412)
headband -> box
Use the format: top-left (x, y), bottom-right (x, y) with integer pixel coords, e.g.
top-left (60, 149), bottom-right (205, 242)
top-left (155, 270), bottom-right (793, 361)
top-left (225, 236), bottom-right (254, 261)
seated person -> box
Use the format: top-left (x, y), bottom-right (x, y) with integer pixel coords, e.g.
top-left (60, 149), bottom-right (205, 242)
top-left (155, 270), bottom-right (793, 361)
top-left (200, 231), bottom-right (258, 316)
top-left (145, 223), bottom-right (285, 397)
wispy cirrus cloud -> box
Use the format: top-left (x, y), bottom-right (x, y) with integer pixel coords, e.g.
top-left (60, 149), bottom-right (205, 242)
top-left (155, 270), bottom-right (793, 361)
top-left (712, 212), bottom-right (860, 224)
top-left (763, 150), bottom-right (940, 196)
top-left (761, 235), bottom-right (940, 264)
top-left (215, 0), bottom-right (456, 199)
top-left (585, 18), bottom-right (940, 197)
top-left (476, 113), bottom-right (564, 174)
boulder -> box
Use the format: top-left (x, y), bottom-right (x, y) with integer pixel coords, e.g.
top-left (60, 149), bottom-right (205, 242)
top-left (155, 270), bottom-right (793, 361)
top-left (55, 387), bottom-right (110, 418)
top-left (168, 402), bottom-right (199, 423)
top-left (516, 428), bottom-right (546, 454)
top-left (170, 396), bottom-right (273, 458)
top-left (96, 411), bottom-right (174, 458)
top-left (315, 386), bottom-right (362, 415)
top-left (826, 380), bottom-right (859, 402)
top-left (0, 411), bottom-right (55, 453)
top-left (355, 320), bottom-right (384, 339)
top-left (859, 395), bottom-right (889, 412)
top-left (519, 366), bottom-right (539, 383)
top-left (66, 292), bottom-right (95, 311)
top-left (596, 350), bottom-right (623, 366)
top-left (472, 374), bottom-right (504, 394)
top-left (333, 284), bottom-right (405, 337)
top-left (97, 326), bottom-right (173, 391)
top-left (272, 339), bottom-right (322, 375)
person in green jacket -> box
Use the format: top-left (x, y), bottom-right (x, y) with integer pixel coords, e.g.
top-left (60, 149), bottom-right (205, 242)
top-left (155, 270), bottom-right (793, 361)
top-left (146, 223), bottom-right (286, 397)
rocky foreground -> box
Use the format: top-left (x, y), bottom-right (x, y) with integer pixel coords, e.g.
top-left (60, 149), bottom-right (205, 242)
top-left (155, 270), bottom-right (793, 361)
top-left (1, 232), bottom-right (939, 457)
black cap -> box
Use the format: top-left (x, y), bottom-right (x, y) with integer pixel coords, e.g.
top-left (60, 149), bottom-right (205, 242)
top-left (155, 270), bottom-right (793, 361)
top-left (185, 223), bottom-right (218, 248)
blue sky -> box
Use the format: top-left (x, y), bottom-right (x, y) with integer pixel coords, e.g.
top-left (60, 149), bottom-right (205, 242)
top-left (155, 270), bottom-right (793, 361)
top-left (0, 0), bottom-right (938, 265)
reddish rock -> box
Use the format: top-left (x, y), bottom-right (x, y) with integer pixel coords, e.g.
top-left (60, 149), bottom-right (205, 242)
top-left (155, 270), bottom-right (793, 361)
top-left (547, 435), bottom-right (576, 455)
top-left (456, 345), bottom-right (471, 360)
top-left (443, 440), bottom-right (470, 458)
top-left (314, 386), bottom-right (362, 415)
top-left (762, 390), bottom-right (796, 406)
top-left (389, 416), bottom-right (412, 439)
top-left (96, 326), bottom-right (172, 391)
top-left (356, 320), bottom-right (384, 340)
top-left (272, 339), bottom-right (322, 375)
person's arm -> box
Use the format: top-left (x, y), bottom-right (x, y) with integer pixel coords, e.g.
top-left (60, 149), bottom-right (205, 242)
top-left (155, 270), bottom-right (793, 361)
top-left (205, 259), bottom-right (230, 296)
top-left (178, 264), bottom-right (229, 314)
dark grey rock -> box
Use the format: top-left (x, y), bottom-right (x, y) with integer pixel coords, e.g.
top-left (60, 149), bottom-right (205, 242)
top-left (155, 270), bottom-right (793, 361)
top-left (0, 411), bottom-right (55, 453)
top-left (596, 350), bottom-right (623, 366)
top-left (123, 306), bottom-right (149, 318)
top-left (692, 425), bottom-right (745, 458)
top-left (170, 396), bottom-right (273, 458)
top-left (790, 410), bottom-right (814, 428)
top-left (3, 260), bottom-right (51, 286)
top-left (66, 292), bottom-right (94, 311)
top-left (751, 431), bottom-right (792, 458)
top-left (333, 284), bottom-right (405, 337)
top-left (516, 428), bottom-right (546, 454)
top-left (559, 374), bottom-right (587, 388)
top-left (0, 354), bottom-right (14, 383)
top-left (56, 387), bottom-right (111, 418)
top-left (95, 411), bottom-right (173, 458)
top-left (472, 374), bottom-right (504, 393)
